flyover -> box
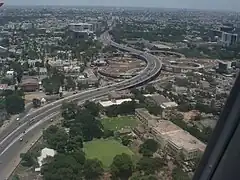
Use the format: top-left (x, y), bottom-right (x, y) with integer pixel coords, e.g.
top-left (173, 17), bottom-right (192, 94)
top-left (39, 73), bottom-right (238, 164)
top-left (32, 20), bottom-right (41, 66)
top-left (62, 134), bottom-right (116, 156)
top-left (0, 31), bottom-right (162, 179)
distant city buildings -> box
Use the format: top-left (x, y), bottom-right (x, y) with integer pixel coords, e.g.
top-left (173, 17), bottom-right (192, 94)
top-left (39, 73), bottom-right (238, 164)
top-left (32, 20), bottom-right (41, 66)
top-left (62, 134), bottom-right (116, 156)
top-left (68, 22), bottom-right (102, 40)
top-left (220, 32), bottom-right (238, 47)
top-left (210, 24), bottom-right (238, 47)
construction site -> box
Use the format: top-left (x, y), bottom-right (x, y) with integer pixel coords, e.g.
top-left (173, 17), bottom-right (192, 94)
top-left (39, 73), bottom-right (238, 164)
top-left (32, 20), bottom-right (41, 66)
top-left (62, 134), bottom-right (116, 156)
top-left (98, 54), bottom-right (146, 79)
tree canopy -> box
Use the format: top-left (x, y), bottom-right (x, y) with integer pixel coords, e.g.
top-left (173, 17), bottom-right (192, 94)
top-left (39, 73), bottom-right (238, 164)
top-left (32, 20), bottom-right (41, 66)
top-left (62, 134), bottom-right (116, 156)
top-left (83, 100), bottom-right (100, 117)
top-left (5, 93), bottom-right (25, 114)
top-left (110, 153), bottom-right (134, 179)
top-left (41, 153), bottom-right (83, 180)
top-left (20, 152), bottom-right (36, 167)
top-left (137, 157), bottom-right (164, 175)
top-left (43, 125), bottom-right (69, 153)
top-left (139, 139), bottom-right (159, 157)
top-left (83, 159), bottom-right (104, 179)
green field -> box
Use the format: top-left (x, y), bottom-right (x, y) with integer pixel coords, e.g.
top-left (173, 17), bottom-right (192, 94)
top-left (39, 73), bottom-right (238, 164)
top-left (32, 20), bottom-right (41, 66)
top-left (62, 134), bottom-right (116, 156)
top-left (84, 139), bottom-right (134, 168)
top-left (102, 116), bottom-right (139, 131)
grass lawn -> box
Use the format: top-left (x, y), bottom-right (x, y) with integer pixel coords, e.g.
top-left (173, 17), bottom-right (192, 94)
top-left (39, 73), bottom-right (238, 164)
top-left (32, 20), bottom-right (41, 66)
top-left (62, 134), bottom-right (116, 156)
top-left (84, 139), bottom-right (134, 168)
top-left (102, 116), bottom-right (139, 131)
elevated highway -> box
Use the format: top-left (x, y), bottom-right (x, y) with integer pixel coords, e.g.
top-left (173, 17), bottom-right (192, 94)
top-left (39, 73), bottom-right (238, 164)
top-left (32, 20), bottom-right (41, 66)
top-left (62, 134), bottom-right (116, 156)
top-left (0, 31), bottom-right (162, 179)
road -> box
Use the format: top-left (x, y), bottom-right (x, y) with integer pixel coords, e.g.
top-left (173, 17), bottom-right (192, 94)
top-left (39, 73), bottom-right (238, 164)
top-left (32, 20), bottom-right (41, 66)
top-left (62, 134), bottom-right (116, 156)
top-left (0, 31), bottom-right (162, 179)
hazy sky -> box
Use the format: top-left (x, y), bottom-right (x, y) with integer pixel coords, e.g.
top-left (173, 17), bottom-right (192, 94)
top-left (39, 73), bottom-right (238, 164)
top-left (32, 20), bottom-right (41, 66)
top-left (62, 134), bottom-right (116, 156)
top-left (4, 0), bottom-right (240, 11)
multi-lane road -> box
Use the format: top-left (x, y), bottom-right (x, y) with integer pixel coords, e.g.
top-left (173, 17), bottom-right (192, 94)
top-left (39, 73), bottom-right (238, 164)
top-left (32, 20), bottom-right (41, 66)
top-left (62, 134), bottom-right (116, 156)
top-left (0, 31), bottom-right (162, 179)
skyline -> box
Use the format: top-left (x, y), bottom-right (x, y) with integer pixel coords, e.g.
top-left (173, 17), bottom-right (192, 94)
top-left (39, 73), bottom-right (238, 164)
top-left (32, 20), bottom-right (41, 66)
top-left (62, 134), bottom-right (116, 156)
top-left (4, 0), bottom-right (240, 12)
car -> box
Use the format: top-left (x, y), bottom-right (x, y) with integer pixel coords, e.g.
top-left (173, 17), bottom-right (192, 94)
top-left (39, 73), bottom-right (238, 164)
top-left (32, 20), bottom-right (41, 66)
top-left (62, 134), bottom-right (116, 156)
top-left (19, 137), bottom-right (23, 141)
top-left (50, 119), bottom-right (53, 122)
top-left (16, 118), bottom-right (20, 121)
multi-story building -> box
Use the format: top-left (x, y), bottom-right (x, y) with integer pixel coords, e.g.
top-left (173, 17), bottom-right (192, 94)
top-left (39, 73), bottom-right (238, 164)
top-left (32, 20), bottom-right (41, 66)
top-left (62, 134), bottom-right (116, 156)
top-left (221, 32), bottom-right (238, 47)
top-left (69, 23), bottom-right (93, 32)
top-left (217, 60), bottom-right (232, 74)
top-left (135, 108), bottom-right (206, 161)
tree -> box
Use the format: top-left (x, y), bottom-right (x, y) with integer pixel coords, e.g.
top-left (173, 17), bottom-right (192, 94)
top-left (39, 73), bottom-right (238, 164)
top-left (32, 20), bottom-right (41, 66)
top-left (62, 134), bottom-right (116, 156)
top-left (105, 101), bottom-right (136, 117)
top-left (5, 94), bottom-right (25, 114)
top-left (121, 135), bottom-right (132, 146)
top-left (61, 101), bottom-right (78, 122)
top-left (172, 167), bottom-right (190, 180)
top-left (145, 84), bottom-right (156, 94)
top-left (10, 61), bottom-right (23, 83)
top-left (110, 153), bottom-right (134, 179)
top-left (12, 174), bottom-right (20, 180)
top-left (83, 100), bottom-right (100, 117)
top-left (20, 152), bottom-right (35, 167)
top-left (66, 135), bottom-right (83, 152)
top-left (32, 98), bottom-right (41, 108)
top-left (103, 129), bottom-right (114, 139)
top-left (130, 174), bottom-right (158, 180)
top-left (83, 159), bottom-right (104, 179)
top-left (137, 157), bottom-right (164, 175)
top-left (22, 61), bottom-right (29, 71)
top-left (74, 110), bottom-right (103, 141)
top-left (41, 154), bottom-right (83, 180)
top-left (43, 125), bottom-right (69, 153)
top-left (146, 105), bottom-right (162, 116)
top-left (1, 77), bottom-right (14, 85)
top-left (42, 77), bottom-right (60, 94)
top-left (139, 139), bottom-right (159, 156)
top-left (65, 76), bottom-right (76, 91)
top-left (71, 151), bottom-right (86, 165)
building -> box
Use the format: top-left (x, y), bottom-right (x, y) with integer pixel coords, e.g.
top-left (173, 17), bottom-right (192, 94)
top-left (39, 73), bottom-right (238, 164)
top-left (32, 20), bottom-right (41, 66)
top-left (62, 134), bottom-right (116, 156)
top-left (6, 70), bottom-right (14, 78)
top-left (69, 23), bottom-right (94, 32)
top-left (221, 32), bottom-right (238, 47)
top-left (20, 78), bottom-right (39, 92)
top-left (21, 23), bottom-right (33, 30)
top-left (69, 30), bottom-right (91, 40)
top-left (92, 59), bottom-right (107, 66)
top-left (135, 108), bottom-right (160, 126)
top-left (217, 60), bottom-right (232, 74)
top-left (99, 98), bottom-right (133, 108)
top-left (108, 90), bottom-right (134, 100)
top-left (151, 120), bottom-right (206, 160)
top-left (160, 102), bottom-right (178, 119)
top-left (68, 23), bottom-right (95, 41)
top-left (144, 94), bottom-right (170, 106)
top-left (135, 108), bottom-right (206, 160)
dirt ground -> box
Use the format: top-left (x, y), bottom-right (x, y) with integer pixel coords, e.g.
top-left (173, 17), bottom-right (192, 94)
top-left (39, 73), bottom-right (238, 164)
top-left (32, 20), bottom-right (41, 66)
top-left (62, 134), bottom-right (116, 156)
top-left (24, 92), bottom-right (46, 103)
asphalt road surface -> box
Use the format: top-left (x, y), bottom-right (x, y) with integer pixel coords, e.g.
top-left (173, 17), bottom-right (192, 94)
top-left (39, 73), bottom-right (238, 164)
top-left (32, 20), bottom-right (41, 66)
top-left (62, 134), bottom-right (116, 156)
top-left (0, 31), bottom-right (162, 179)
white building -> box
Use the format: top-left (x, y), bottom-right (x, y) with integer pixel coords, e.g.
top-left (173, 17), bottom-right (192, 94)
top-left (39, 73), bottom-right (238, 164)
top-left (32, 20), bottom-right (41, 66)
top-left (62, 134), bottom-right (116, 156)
top-left (99, 98), bottom-right (133, 107)
top-left (35, 148), bottom-right (56, 172)
top-left (6, 70), bottom-right (14, 78)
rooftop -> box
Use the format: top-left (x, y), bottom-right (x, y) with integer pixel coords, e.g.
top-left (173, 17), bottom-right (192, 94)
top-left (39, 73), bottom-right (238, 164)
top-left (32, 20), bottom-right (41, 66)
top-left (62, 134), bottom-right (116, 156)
top-left (161, 102), bottom-right (178, 109)
top-left (153, 120), bottom-right (206, 152)
top-left (99, 98), bottom-right (133, 107)
top-left (69, 22), bottom-right (92, 26)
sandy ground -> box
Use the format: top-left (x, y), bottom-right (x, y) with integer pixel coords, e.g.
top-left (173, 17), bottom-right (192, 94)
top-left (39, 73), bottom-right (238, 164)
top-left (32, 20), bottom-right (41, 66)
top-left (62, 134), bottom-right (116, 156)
top-left (24, 92), bottom-right (46, 103)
